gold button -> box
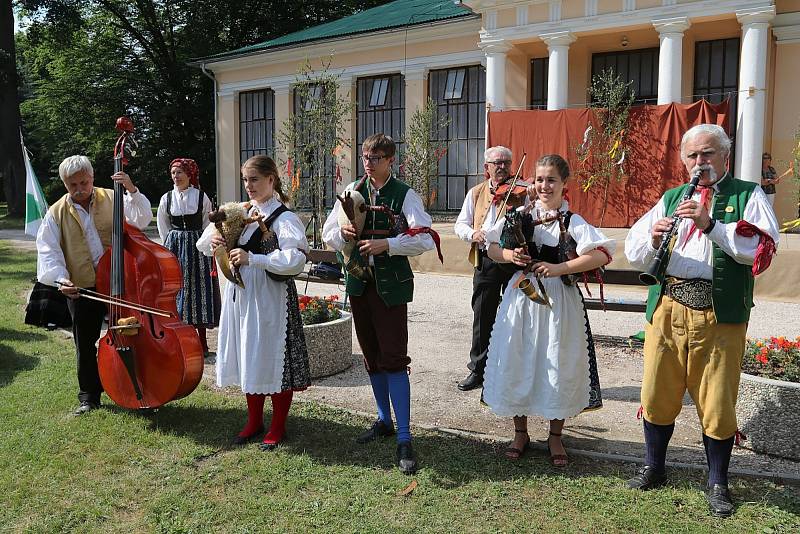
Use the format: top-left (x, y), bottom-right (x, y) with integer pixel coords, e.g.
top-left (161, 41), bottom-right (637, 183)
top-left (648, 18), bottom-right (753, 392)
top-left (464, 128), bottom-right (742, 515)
top-left (725, 206), bottom-right (734, 213)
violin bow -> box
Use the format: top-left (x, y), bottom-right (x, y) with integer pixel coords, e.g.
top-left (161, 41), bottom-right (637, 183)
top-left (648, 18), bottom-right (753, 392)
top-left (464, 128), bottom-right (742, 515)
top-left (494, 152), bottom-right (527, 224)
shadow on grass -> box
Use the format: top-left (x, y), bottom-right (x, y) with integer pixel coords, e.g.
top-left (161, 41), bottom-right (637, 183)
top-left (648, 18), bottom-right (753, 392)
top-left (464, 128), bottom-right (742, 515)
top-left (0, 327), bottom-right (47, 387)
top-left (125, 399), bottom-right (800, 516)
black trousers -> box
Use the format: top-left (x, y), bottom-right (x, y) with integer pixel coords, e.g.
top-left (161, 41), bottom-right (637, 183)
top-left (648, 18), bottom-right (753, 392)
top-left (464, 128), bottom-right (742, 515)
top-left (468, 254), bottom-right (514, 376)
top-left (67, 291), bottom-right (106, 404)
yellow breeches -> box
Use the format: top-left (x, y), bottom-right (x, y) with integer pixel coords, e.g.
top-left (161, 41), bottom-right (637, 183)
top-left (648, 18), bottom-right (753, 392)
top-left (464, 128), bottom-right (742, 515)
top-left (641, 295), bottom-right (746, 440)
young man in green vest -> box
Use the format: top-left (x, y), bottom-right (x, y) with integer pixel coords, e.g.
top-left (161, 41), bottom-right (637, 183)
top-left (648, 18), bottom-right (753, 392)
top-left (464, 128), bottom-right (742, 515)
top-left (624, 124), bottom-right (779, 516)
top-left (36, 155), bottom-right (152, 415)
top-left (323, 134), bottom-right (436, 475)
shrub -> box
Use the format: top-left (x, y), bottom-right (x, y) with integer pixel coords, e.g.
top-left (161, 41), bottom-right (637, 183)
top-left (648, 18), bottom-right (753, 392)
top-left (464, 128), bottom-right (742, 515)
top-left (741, 337), bottom-right (800, 383)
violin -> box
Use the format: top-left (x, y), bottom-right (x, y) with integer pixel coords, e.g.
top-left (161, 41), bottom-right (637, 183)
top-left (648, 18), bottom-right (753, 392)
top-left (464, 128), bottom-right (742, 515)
top-left (492, 153), bottom-right (529, 219)
top-left (491, 178), bottom-right (529, 206)
top-left (94, 117), bottom-right (203, 410)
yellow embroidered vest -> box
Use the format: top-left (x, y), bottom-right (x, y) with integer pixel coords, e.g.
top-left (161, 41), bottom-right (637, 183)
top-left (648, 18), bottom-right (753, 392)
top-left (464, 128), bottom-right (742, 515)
top-left (50, 188), bottom-right (114, 287)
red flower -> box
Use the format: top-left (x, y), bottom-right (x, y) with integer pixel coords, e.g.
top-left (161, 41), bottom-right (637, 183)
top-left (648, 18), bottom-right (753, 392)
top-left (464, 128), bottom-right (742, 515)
top-left (756, 353), bottom-right (769, 365)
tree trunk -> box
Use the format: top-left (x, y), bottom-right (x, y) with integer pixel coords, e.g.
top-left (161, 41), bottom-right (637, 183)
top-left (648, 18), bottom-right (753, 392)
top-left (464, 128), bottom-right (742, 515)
top-left (0, 0), bottom-right (25, 216)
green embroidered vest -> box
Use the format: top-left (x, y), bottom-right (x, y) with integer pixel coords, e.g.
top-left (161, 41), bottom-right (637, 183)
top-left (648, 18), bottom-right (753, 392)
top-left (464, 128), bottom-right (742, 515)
top-left (645, 174), bottom-right (757, 324)
top-left (339, 176), bottom-right (414, 307)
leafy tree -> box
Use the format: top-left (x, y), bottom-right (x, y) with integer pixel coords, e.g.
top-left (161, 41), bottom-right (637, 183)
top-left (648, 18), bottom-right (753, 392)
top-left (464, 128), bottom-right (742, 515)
top-left (278, 57), bottom-right (353, 247)
top-left (13, 0), bottom-right (390, 206)
top-left (402, 97), bottom-right (450, 210)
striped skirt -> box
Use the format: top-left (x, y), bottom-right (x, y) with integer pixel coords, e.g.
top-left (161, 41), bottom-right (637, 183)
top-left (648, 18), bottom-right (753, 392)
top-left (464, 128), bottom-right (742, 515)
top-left (165, 229), bottom-right (220, 327)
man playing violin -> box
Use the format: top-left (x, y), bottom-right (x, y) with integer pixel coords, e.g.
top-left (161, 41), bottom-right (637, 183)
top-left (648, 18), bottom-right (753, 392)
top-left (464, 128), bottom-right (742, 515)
top-left (453, 146), bottom-right (530, 391)
top-left (36, 155), bottom-right (152, 415)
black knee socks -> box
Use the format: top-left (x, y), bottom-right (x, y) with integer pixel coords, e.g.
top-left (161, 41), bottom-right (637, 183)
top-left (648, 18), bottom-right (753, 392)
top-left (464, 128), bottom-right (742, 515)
top-left (643, 419), bottom-right (674, 474)
top-left (703, 434), bottom-right (734, 486)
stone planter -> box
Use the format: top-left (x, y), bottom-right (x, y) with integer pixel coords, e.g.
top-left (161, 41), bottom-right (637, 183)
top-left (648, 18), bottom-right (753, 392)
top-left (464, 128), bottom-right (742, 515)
top-left (303, 311), bottom-right (353, 379)
top-left (736, 372), bottom-right (800, 460)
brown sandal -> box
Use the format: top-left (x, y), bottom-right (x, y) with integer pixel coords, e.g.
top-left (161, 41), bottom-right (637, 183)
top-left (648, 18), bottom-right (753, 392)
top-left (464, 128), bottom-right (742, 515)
top-left (504, 429), bottom-right (530, 460)
top-left (548, 431), bottom-right (568, 467)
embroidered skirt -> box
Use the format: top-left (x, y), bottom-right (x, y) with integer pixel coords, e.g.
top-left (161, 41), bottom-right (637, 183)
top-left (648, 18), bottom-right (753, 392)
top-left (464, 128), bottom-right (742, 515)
top-left (165, 229), bottom-right (220, 327)
top-left (281, 280), bottom-right (311, 391)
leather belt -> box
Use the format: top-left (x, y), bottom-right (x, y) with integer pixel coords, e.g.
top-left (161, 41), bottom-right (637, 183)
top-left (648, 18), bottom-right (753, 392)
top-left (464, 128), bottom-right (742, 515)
top-left (665, 277), bottom-right (713, 311)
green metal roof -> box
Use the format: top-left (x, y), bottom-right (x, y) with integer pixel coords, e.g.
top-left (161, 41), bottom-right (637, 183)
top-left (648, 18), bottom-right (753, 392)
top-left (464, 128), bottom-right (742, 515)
top-left (201, 0), bottom-right (476, 62)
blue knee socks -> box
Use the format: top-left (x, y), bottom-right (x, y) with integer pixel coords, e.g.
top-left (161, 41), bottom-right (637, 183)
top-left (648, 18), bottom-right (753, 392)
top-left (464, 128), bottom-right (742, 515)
top-left (368, 373), bottom-right (392, 426)
top-left (387, 370), bottom-right (411, 443)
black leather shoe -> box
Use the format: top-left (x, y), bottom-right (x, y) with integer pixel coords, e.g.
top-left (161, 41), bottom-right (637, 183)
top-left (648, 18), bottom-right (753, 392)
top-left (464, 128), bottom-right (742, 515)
top-left (355, 419), bottom-right (395, 444)
top-left (457, 372), bottom-right (483, 391)
top-left (706, 484), bottom-right (735, 517)
top-left (232, 425), bottom-right (265, 446)
top-left (626, 466), bottom-right (667, 490)
top-left (73, 401), bottom-right (99, 416)
top-left (396, 442), bottom-right (418, 475)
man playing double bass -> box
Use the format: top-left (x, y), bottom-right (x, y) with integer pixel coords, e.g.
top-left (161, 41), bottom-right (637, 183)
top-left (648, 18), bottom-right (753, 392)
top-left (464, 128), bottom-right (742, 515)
top-left (36, 155), bottom-right (152, 415)
top-left (453, 146), bottom-right (528, 391)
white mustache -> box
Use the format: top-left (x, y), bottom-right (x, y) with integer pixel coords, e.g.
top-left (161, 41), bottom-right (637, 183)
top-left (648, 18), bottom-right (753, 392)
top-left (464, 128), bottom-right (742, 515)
top-left (691, 164), bottom-right (717, 182)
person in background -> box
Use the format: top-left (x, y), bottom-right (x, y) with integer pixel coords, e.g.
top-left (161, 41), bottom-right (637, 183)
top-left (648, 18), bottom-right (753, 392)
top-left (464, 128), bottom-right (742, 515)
top-left (453, 146), bottom-right (527, 392)
top-left (157, 158), bottom-right (219, 360)
top-left (760, 152), bottom-right (778, 207)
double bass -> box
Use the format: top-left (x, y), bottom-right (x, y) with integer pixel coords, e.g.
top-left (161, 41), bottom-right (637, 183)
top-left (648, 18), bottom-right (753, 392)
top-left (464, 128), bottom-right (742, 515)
top-left (94, 117), bottom-right (203, 410)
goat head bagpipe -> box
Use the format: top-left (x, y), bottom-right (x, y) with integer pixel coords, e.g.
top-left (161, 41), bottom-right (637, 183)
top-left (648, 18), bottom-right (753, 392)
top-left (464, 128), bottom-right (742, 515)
top-left (499, 208), bottom-right (554, 307)
top-left (336, 190), bottom-right (371, 282)
top-left (208, 202), bottom-right (261, 288)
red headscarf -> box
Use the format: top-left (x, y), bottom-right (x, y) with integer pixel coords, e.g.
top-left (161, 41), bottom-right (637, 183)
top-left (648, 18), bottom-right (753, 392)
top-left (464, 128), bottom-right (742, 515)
top-left (169, 158), bottom-right (200, 188)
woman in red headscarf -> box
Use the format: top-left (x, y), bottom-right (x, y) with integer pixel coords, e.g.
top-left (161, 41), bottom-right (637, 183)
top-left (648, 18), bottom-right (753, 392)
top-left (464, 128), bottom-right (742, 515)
top-left (156, 158), bottom-right (220, 358)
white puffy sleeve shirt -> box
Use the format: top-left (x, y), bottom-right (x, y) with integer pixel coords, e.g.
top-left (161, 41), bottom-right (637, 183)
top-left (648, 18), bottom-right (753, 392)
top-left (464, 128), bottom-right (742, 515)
top-left (322, 176), bottom-right (435, 259)
top-left (36, 188), bottom-right (152, 287)
top-left (156, 186), bottom-right (212, 241)
top-left (625, 183), bottom-right (779, 280)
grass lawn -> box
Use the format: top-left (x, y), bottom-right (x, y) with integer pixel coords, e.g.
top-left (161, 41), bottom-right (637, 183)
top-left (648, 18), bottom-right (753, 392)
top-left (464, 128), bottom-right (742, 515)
top-left (0, 203), bottom-right (24, 231)
top-left (0, 242), bottom-right (798, 533)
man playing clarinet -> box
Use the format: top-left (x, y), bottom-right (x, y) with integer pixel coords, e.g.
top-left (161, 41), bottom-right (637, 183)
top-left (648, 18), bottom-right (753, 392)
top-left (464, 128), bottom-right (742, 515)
top-left (624, 124), bottom-right (779, 516)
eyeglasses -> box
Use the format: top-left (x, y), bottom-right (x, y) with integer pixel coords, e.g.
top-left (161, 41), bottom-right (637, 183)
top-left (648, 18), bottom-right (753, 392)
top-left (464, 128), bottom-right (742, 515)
top-left (362, 154), bottom-right (386, 164)
top-left (487, 159), bottom-right (512, 167)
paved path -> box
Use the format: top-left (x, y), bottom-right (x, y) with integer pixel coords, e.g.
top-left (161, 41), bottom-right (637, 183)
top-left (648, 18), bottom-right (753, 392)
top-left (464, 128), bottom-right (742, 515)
top-left (4, 227), bottom-right (799, 480)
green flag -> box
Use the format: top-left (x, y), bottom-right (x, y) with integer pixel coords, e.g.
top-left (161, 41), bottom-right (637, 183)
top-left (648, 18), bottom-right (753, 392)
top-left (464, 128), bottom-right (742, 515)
top-left (23, 139), bottom-right (48, 237)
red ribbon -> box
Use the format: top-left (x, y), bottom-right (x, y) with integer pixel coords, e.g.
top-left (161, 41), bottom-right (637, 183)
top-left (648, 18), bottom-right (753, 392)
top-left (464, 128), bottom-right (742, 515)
top-left (403, 227), bottom-right (444, 264)
top-left (681, 186), bottom-right (713, 249)
top-left (735, 220), bottom-right (776, 276)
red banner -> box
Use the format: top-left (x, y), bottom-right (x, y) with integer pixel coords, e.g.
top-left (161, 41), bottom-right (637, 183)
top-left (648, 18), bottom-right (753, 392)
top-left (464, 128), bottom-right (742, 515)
top-left (487, 100), bottom-right (730, 227)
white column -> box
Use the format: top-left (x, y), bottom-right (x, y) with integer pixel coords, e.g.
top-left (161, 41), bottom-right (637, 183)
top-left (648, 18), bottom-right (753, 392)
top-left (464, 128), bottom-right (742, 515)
top-left (479, 39), bottom-right (512, 111)
top-left (541, 32), bottom-right (576, 111)
top-left (735, 5), bottom-right (775, 183)
top-left (653, 17), bottom-right (690, 105)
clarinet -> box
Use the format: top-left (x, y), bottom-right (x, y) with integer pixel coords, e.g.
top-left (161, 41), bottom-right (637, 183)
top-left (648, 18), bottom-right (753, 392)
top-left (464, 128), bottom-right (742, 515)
top-left (639, 168), bottom-right (703, 286)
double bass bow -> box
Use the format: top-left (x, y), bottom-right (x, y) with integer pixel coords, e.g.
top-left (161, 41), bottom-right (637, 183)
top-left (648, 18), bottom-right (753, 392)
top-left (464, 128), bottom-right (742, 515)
top-left (94, 117), bottom-right (203, 410)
